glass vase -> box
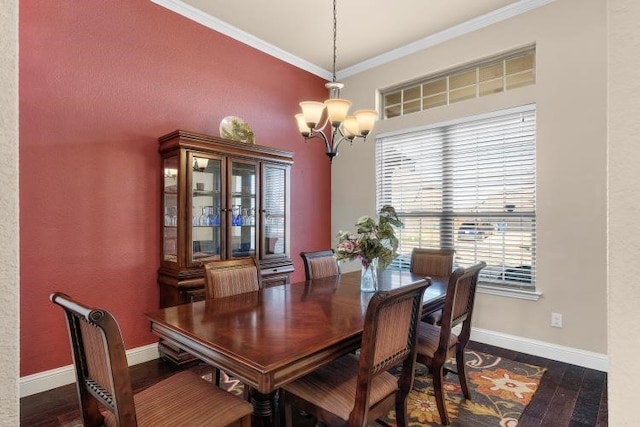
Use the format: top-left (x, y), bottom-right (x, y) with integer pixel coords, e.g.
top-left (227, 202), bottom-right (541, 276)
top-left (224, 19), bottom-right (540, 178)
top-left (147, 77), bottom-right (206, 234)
top-left (360, 258), bottom-right (378, 292)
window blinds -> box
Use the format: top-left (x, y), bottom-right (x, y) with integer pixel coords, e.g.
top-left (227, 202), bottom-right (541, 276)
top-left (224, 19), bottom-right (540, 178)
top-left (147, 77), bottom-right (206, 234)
top-left (376, 106), bottom-right (536, 289)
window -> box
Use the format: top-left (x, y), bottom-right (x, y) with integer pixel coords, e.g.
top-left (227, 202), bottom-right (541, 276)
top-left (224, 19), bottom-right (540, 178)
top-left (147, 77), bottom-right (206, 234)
top-left (376, 106), bottom-right (536, 291)
top-left (382, 47), bottom-right (535, 119)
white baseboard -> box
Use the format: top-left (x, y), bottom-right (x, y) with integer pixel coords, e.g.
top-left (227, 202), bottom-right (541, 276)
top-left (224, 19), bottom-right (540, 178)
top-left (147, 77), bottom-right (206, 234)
top-left (21, 330), bottom-right (609, 398)
top-left (471, 327), bottom-right (609, 372)
top-left (20, 343), bottom-right (159, 398)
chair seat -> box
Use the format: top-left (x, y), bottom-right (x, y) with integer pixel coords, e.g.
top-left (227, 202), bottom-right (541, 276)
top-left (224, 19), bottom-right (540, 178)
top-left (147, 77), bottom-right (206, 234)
top-left (104, 371), bottom-right (252, 427)
top-left (422, 309), bottom-right (443, 325)
top-left (282, 354), bottom-right (398, 421)
top-left (415, 321), bottom-right (458, 362)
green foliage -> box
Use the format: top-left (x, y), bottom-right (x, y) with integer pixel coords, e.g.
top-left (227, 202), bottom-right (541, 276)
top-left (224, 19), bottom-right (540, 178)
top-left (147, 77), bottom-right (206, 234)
top-left (335, 205), bottom-right (403, 271)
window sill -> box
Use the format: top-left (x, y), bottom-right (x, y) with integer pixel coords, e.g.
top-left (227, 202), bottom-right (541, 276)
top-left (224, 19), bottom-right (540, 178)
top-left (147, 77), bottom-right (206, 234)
top-left (477, 283), bottom-right (542, 301)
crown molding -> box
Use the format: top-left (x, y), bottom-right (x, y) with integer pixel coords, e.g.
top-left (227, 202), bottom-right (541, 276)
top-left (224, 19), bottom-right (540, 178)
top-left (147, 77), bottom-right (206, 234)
top-left (151, 0), bottom-right (554, 80)
top-left (150, 0), bottom-right (333, 80)
top-left (339, 0), bottom-right (555, 79)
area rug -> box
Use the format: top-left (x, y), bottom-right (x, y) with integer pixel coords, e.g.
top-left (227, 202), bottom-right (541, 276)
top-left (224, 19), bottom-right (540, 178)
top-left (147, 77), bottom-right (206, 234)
top-left (378, 350), bottom-right (546, 426)
top-left (212, 350), bottom-right (545, 426)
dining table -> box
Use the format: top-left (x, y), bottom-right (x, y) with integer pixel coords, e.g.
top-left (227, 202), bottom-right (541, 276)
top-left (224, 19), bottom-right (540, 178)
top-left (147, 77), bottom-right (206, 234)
top-left (145, 269), bottom-right (449, 427)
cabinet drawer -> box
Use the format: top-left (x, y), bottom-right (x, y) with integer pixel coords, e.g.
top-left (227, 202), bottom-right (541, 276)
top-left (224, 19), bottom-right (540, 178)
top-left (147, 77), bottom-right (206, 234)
top-left (261, 265), bottom-right (295, 277)
top-left (262, 274), bottom-right (291, 288)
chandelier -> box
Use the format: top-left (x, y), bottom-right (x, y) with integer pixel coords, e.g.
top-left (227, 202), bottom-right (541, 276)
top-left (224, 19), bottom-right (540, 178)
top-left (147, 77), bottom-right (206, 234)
top-left (294, 0), bottom-right (377, 162)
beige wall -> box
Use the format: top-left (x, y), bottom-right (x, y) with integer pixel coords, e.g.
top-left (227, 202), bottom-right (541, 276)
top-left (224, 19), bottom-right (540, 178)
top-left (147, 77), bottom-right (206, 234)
top-left (333, 0), bottom-right (608, 354)
top-left (0, 0), bottom-right (19, 423)
top-left (608, 0), bottom-right (640, 424)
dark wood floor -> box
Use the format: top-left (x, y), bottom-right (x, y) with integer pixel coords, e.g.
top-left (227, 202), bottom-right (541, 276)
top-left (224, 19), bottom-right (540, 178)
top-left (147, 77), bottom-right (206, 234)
top-left (20, 340), bottom-right (607, 426)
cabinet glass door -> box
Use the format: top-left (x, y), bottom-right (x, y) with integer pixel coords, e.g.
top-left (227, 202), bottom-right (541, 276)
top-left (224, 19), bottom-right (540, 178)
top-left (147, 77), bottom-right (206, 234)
top-left (229, 160), bottom-right (257, 258)
top-left (262, 164), bottom-right (288, 257)
top-left (163, 156), bottom-right (179, 263)
top-left (191, 155), bottom-right (223, 263)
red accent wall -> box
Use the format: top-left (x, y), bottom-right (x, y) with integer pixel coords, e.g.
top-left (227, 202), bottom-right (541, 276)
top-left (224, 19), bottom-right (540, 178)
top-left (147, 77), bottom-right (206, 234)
top-left (19, 1), bottom-right (331, 376)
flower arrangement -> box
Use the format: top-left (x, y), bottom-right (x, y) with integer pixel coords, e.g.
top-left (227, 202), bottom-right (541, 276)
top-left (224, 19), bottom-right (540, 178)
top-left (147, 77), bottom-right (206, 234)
top-left (335, 205), bottom-right (404, 271)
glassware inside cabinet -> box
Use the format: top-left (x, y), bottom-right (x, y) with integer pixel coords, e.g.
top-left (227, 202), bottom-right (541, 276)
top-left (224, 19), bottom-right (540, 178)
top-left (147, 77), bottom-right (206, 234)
top-left (163, 157), bottom-right (178, 262)
top-left (191, 156), bottom-right (222, 263)
top-left (230, 161), bottom-right (257, 257)
top-left (263, 165), bottom-right (287, 256)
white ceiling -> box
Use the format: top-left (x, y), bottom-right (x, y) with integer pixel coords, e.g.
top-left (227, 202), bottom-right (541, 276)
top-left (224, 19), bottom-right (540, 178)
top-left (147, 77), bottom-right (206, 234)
top-left (152, 0), bottom-right (552, 80)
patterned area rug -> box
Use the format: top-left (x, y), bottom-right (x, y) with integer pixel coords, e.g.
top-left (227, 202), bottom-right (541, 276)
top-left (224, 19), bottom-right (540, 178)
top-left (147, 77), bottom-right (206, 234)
top-left (379, 350), bottom-right (545, 426)
top-left (212, 350), bottom-right (545, 426)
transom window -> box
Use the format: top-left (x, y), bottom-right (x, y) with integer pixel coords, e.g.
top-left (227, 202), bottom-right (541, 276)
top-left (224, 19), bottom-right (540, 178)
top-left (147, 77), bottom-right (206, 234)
top-left (376, 105), bottom-right (536, 290)
top-left (382, 47), bottom-right (535, 119)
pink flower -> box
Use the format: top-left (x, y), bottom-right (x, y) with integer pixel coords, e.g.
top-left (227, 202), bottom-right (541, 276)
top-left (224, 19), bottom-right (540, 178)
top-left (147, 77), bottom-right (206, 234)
top-left (339, 239), bottom-right (356, 253)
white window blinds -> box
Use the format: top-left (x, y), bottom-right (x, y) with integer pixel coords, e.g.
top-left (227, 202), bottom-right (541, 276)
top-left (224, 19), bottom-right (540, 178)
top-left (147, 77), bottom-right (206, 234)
top-left (376, 105), bottom-right (536, 289)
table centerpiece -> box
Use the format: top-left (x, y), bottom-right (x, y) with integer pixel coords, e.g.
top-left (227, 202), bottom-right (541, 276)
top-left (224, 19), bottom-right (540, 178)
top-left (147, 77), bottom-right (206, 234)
top-left (335, 205), bottom-right (403, 292)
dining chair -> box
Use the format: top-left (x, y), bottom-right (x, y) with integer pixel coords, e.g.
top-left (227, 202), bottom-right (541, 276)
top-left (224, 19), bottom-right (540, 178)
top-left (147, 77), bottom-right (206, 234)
top-left (414, 261), bottom-right (486, 425)
top-left (50, 292), bottom-right (252, 427)
top-left (203, 257), bottom-right (262, 299)
top-left (281, 279), bottom-right (431, 427)
top-left (300, 249), bottom-right (340, 280)
top-left (203, 257), bottom-right (261, 397)
top-left (410, 248), bottom-right (455, 325)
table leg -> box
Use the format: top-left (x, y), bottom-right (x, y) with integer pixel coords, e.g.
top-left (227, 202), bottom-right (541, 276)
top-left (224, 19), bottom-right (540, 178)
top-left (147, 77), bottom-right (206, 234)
top-left (249, 388), bottom-right (280, 427)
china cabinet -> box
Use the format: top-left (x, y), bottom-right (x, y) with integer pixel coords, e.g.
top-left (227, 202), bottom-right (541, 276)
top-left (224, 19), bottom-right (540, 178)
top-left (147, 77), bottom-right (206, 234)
top-left (158, 129), bottom-right (293, 364)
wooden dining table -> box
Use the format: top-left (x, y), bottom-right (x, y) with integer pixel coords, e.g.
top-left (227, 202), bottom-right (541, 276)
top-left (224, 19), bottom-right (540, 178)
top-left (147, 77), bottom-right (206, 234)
top-left (145, 269), bottom-right (448, 427)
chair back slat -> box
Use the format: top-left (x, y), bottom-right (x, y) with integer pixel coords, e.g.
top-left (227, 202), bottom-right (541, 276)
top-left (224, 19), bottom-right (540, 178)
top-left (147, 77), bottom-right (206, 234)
top-left (300, 250), bottom-right (340, 280)
top-left (438, 262), bottom-right (486, 352)
top-left (410, 248), bottom-right (454, 277)
top-left (79, 321), bottom-right (115, 404)
top-left (204, 257), bottom-right (261, 299)
top-left (51, 292), bottom-right (137, 426)
top-left (310, 256), bottom-right (340, 279)
top-left (372, 297), bottom-right (414, 370)
top-left (451, 275), bottom-right (473, 324)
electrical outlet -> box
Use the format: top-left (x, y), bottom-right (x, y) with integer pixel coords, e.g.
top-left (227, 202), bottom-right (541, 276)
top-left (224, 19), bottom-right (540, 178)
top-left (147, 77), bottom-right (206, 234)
top-left (551, 312), bottom-right (563, 328)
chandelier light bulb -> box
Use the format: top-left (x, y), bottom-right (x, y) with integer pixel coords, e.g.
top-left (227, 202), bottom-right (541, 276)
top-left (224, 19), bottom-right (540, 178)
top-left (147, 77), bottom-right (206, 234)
top-left (299, 101), bottom-right (326, 130)
top-left (342, 116), bottom-right (360, 137)
top-left (354, 110), bottom-right (377, 136)
top-left (324, 99), bottom-right (352, 127)
top-left (295, 113), bottom-right (311, 137)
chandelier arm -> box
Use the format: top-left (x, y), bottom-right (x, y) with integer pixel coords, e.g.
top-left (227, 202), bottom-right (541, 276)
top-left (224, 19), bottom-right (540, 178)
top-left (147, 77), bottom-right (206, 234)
top-left (312, 114), bottom-right (330, 134)
top-left (331, 127), bottom-right (355, 155)
top-left (305, 129), bottom-right (332, 155)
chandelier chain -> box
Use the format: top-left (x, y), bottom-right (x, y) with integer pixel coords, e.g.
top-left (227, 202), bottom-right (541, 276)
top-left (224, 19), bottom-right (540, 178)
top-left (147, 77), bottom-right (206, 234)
top-left (332, 0), bottom-right (337, 83)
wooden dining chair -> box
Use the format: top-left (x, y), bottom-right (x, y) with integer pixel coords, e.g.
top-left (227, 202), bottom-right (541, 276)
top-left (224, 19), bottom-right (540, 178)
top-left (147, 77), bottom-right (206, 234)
top-left (50, 292), bottom-right (252, 427)
top-left (203, 257), bottom-right (261, 397)
top-left (414, 261), bottom-right (486, 425)
top-left (203, 257), bottom-right (262, 299)
top-left (410, 248), bottom-right (455, 325)
top-left (281, 279), bottom-right (431, 427)
top-left (300, 249), bottom-right (340, 280)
